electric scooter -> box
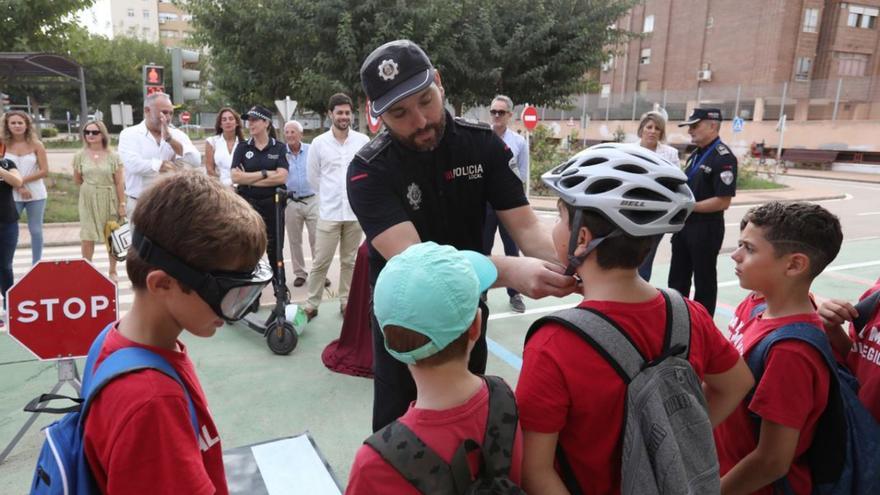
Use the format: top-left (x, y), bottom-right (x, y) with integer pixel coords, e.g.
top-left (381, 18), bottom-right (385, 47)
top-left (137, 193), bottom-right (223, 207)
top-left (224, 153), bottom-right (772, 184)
top-left (237, 188), bottom-right (305, 355)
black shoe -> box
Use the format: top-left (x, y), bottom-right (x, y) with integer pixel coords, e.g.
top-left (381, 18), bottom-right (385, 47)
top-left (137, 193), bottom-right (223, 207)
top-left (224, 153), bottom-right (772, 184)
top-left (304, 307), bottom-right (318, 322)
top-left (509, 295), bottom-right (525, 313)
top-left (325, 279), bottom-right (331, 288)
top-left (293, 277), bottom-right (306, 287)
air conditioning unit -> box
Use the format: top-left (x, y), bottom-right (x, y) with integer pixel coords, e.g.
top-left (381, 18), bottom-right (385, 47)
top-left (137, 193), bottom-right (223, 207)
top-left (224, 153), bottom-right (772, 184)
top-left (697, 70), bottom-right (712, 82)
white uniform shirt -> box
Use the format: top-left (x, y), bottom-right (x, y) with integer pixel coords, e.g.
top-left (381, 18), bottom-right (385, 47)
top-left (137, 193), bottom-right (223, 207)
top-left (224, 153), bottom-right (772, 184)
top-left (118, 120), bottom-right (202, 198)
top-left (307, 129), bottom-right (369, 222)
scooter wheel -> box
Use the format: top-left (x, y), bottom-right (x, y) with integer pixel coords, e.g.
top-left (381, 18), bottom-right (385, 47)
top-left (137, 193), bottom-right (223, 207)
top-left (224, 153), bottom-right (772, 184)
top-left (266, 321), bottom-right (297, 355)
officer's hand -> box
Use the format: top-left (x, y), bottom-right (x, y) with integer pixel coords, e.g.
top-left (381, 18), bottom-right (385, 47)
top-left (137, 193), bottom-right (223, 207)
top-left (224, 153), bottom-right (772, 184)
top-left (496, 256), bottom-right (578, 299)
top-left (818, 298), bottom-right (858, 329)
top-left (230, 166), bottom-right (245, 184)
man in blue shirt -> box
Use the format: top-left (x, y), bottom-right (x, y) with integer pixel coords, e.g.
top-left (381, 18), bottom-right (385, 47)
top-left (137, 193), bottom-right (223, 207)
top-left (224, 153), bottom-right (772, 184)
top-left (283, 120), bottom-right (322, 288)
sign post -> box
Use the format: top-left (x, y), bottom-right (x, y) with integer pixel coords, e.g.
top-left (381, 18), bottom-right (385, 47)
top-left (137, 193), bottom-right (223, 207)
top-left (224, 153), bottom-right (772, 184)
top-left (0, 259), bottom-right (118, 464)
top-left (521, 105), bottom-right (539, 197)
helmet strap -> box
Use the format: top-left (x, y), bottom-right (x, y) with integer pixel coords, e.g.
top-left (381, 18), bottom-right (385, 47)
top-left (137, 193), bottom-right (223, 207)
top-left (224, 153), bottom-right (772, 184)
top-left (563, 209), bottom-right (624, 276)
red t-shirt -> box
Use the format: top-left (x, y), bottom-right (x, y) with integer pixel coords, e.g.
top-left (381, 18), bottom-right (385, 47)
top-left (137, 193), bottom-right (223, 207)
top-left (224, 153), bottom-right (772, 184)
top-left (714, 311), bottom-right (830, 495)
top-left (83, 324), bottom-right (228, 495)
top-left (846, 279), bottom-right (880, 422)
top-left (346, 380), bottom-right (523, 494)
top-left (728, 292), bottom-right (766, 352)
top-left (515, 292), bottom-right (740, 494)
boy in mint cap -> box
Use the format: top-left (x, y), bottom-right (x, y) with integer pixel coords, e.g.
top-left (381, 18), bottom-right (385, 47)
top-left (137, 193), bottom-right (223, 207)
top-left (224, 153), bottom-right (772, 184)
top-left (345, 242), bottom-right (524, 494)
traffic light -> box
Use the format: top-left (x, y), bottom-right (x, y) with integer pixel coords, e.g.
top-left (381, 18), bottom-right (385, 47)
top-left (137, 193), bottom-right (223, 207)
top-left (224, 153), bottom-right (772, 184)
top-left (170, 48), bottom-right (201, 104)
top-left (143, 65), bottom-right (165, 100)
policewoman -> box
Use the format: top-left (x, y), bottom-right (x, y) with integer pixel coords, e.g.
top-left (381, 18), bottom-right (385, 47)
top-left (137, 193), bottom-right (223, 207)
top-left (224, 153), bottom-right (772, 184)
top-left (348, 40), bottom-right (575, 432)
top-left (668, 108), bottom-right (737, 317)
top-left (230, 105), bottom-right (289, 275)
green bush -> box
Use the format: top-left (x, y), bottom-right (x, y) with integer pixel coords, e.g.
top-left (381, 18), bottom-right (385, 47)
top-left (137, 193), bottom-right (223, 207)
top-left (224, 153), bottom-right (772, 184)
top-left (737, 157), bottom-right (785, 190)
top-left (40, 127), bottom-right (59, 138)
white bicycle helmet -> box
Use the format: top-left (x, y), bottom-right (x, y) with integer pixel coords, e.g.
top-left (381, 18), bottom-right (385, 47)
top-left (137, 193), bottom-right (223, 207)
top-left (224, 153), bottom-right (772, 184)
top-left (543, 142), bottom-right (695, 237)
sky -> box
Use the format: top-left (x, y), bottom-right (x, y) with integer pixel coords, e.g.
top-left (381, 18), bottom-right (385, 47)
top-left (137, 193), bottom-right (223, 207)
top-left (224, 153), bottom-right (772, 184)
top-left (76, 0), bottom-right (114, 38)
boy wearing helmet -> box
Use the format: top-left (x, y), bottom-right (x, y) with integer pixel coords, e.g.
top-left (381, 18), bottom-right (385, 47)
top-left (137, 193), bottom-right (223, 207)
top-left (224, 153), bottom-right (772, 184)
top-left (516, 143), bottom-right (754, 494)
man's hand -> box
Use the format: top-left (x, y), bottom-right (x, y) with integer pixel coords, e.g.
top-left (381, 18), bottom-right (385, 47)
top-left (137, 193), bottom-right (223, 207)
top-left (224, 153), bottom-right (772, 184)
top-left (493, 256), bottom-right (578, 299)
top-left (818, 298), bottom-right (858, 328)
top-left (159, 160), bottom-right (179, 173)
top-left (159, 113), bottom-right (172, 142)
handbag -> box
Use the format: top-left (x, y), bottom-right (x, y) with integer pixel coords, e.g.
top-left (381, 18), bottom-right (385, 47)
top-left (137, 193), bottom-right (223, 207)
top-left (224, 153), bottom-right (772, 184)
top-left (104, 219), bottom-right (131, 261)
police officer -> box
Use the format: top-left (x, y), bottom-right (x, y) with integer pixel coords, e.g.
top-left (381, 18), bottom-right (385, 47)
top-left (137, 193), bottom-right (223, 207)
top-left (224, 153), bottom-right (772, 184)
top-left (668, 108), bottom-right (737, 317)
top-left (230, 105), bottom-right (289, 275)
top-left (348, 39), bottom-right (576, 432)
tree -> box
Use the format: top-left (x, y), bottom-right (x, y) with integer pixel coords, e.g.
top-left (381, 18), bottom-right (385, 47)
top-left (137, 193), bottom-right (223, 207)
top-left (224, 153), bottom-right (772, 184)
top-left (0, 0), bottom-right (94, 51)
top-left (187, 0), bottom-right (635, 119)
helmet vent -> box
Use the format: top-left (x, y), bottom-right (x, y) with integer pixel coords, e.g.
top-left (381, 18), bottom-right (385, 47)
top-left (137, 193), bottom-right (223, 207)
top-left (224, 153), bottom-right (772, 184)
top-left (670, 209), bottom-right (689, 224)
top-left (585, 178), bottom-right (621, 194)
top-left (615, 164), bottom-right (648, 174)
top-left (624, 187), bottom-right (670, 202)
top-left (551, 159), bottom-right (577, 175)
top-left (560, 176), bottom-right (586, 189)
top-left (620, 209), bottom-right (666, 225)
top-left (579, 157), bottom-right (608, 167)
top-left (656, 177), bottom-right (686, 193)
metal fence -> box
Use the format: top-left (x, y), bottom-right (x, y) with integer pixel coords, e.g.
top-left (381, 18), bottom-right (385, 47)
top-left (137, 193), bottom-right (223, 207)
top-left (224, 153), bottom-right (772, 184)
top-left (479, 76), bottom-right (880, 124)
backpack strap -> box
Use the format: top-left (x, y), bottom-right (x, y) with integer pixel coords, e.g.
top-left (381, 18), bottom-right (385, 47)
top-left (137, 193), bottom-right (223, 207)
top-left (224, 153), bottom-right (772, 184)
top-left (854, 289), bottom-right (880, 338)
top-left (745, 323), bottom-right (837, 383)
top-left (481, 375), bottom-right (518, 478)
top-left (660, 288), bottom-right (692, 360)
top-left (364, 420), bottom-right (457, 495)
top-left (750, 302), bottom-right (768, 321)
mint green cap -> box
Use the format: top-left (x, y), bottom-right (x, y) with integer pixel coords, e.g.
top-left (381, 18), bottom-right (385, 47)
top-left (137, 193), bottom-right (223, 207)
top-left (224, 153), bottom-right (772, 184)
top-left (374, 242), bottom-right (498, 365)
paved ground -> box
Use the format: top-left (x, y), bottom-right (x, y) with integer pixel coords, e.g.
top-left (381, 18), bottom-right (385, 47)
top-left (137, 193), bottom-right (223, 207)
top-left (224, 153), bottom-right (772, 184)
top-left (2, 171), bottom-right (879, 492)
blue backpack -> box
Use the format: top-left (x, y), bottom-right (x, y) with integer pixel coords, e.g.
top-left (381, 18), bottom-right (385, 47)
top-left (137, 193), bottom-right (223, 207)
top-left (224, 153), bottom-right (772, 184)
top-left (27, 323), bottom-right (199, 494)
top-left (745, 322), bottom-right (880, 495)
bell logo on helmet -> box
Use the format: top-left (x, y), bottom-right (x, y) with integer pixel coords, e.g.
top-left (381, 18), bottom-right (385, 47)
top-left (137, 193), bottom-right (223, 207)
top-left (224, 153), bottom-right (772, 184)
top-left (620, 200), bottom-right (646, 207)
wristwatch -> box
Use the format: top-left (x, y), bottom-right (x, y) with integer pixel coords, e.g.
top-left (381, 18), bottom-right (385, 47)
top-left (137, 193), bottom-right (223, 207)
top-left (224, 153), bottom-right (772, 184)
top-left (261, 169), bottom-right (268, 179)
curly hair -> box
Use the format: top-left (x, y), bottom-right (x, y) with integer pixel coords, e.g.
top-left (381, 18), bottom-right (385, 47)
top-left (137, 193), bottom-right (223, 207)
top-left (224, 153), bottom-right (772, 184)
top-left (213, 107), bottom-right (245, 142)
top-left (741, 201), bottom-right (842, 279)
top-left (2, 111), bottom-right (40, 144)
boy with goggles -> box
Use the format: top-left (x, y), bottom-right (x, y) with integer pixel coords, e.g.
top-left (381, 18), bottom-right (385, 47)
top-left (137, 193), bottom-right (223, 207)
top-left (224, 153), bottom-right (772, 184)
top-left (82, 170), bottom-right (267, 494)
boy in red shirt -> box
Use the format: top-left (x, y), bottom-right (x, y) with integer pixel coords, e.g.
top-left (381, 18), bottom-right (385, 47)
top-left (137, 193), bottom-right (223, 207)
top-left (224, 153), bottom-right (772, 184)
top-left (83, 171), bottom-right (270, 494)
top-left (716, 201), bottom-right (843, 495)
top-left (818, 276), bottom-right (880, 422)
top-left (517, 143), bottom-right (753, 494)
top-left (346, 241), bottom-right (523, 494)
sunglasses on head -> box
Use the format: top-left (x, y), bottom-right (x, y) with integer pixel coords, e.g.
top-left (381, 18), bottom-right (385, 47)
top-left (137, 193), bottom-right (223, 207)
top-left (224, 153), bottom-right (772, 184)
top-left (131, 230), bottom-right (272, 322)
top-left (489, 109), bottom-right (508, 116)
top-left (84, 130), bottom-right (101, 136)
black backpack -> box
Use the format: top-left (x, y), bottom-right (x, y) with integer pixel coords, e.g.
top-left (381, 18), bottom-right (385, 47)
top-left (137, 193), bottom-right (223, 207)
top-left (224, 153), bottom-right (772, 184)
top-left (364, 375), bottom-right (524, 495)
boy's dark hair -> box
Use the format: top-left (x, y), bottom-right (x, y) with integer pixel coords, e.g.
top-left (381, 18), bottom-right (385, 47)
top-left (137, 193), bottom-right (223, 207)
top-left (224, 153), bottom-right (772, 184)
top-left (126, 170), bottom-right (267, 289)
top-left (563, 202), bottom-right (654, 269)
top-left (741, 201), bottom-right (842, 279)
top-left (383, 325), bottom-right (471, 367)
top-left (328, 93), bottom-right (353, 112)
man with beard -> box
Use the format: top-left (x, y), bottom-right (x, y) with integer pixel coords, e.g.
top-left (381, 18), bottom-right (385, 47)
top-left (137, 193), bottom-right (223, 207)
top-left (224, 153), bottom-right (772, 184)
top-left (303, 93), bottom-right (370, 320)
top-left (348, 39), bottom-right (576, 431)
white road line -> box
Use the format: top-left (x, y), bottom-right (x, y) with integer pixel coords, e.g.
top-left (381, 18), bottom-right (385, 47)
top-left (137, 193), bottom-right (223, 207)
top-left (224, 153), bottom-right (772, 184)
top-left (728, 193), bottom-right (853, 209)
top-left (857, 211), bottom-right (880, 216)
top-left (719, 259), bottom-right (880, 288)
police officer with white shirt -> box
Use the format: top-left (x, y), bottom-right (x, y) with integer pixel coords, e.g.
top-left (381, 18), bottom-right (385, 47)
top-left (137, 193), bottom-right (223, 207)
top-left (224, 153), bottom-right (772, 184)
top-left (668, 108), bottom-right (737, 317)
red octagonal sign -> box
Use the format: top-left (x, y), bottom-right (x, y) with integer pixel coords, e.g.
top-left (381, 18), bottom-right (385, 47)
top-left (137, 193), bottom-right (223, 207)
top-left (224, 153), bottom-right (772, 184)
top-left (7, 259), bottom-right (117, 361)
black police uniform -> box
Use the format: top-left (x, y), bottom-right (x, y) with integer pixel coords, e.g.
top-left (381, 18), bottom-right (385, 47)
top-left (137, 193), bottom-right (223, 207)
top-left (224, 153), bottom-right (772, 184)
top-left (231, 137), bottom-right (289, 271)
top-left (348, 111), bottom-right (527, 432)
top-left (668, 137), bottom-right (737, 317)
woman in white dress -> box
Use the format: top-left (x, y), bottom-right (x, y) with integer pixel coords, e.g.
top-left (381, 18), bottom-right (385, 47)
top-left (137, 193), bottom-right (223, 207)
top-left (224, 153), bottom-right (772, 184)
top-left (2, 111), bottom-right (49, 265)
top-left (637, 111), bottom-right (679, 281)
top-left (205, 107), bottom-right (244, 187)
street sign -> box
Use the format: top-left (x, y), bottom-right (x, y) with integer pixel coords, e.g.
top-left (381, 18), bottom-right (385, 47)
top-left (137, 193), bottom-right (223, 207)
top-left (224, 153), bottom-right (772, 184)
top-left (181, 111), bottom-right (191, 124)
top-left (521, 106), bottom-right (539, 131)
top-left (365, 100), bottom-right (382, 134)
top-left (6, 260), bottom-right (117, 361)
top-left (111, 103), bottom-right (134, 127)
top-left (732, 116), bottom-right (745, 133)
top-left (274, 96), bottom-right (298, 122)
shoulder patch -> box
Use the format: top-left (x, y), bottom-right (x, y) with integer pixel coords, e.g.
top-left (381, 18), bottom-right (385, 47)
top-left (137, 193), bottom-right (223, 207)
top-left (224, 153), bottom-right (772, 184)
top-left (716, 143), bottom-right (730, 155)
top-left (355, 130), bottom-right (392, 163)
top-left (454, 116), bottom-right (492, 132)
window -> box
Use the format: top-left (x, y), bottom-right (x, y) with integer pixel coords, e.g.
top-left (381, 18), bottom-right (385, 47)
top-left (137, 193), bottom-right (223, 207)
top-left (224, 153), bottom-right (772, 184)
top-left (637, 80), bottom-right (649, 94)
top-left (837, 52), bottom-right (869, 76)
top-left (142, 27), bottom-right (150, 36)
top-left (127, 8), bottom-right (134, 17)
top-left (143, 9), bottom-right (150, 19)
top-left (160, 30), bottom-right (177, 38)
top-left (640, 48), bottom-right (651, 65)
top-left (602, 55), bottom-right (614, 71)
top-left (601, 84), bottom-right (611, 98)
top-left (183, 15), bottom-right (193, 21)
top-left (847, 5), bottom-right (878, 29)
top-left (158, 12), bottom-right (179, 22)
top-left (643, 15), bottom-right (655, 33)
top-left (803, 8), bottom-right (819, 32)
top-left (795, 57), bottom-right (812, 80)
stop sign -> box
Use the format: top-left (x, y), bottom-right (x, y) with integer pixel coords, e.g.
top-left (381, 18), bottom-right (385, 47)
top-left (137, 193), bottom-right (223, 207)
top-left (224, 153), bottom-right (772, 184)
top-left (7, 260), bottom-right (117, 361)
top-left (180, 111), bottom-right (191, 124)
top-left (521, 106), bottom-right (539, 131)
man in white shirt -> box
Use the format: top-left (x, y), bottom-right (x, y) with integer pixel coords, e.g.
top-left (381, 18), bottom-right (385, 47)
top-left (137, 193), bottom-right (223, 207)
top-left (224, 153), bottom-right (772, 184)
top-left (483, 94), bottom-right (530, 312)
top-left (118, 92), bottom-right (201, 216)
top-left (304, 93), bottom-right (369, 319)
